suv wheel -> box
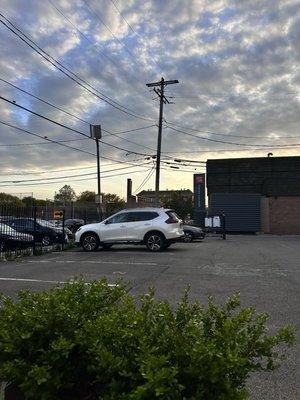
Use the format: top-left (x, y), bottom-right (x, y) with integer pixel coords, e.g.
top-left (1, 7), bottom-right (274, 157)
top-left (81, 233), bottom-right (99, 252)
top-left (145, 232), bottom-right (165, 252)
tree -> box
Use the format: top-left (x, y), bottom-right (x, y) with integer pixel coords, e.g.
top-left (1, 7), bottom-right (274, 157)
top-left (103, 193), bottom-right (125, 215)
top-left (0, 192), bottom-right (23, 205)
top-left (77, 191), bottom-right (96, 203)
top-left (54, 185), bottom-right (76, 204)
top-left (163, 191), bottom-right (194, 221)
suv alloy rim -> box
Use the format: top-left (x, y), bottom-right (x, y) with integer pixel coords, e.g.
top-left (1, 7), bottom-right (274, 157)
top-left (83, 235), bottom-right (97, 251)
top-left (147, 234), bottom-right (162, 251)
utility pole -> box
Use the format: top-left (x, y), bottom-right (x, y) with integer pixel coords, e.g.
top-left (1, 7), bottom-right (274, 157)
top-left (146, 77), bottom-right (179, 206)
top-left (90, 125), bottom-right (102, 221)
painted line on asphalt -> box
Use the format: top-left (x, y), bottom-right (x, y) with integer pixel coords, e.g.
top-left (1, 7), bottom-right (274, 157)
top-left (0, 277), bottom-right (116, 286)
top-left (22, 260), bottom-right (157, 266)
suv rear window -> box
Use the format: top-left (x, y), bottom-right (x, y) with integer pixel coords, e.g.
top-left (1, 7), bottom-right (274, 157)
top-left (166, 211), bottom-right (180, 221)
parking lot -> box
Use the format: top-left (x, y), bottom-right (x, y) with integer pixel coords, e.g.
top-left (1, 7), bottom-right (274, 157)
top-left (0, 235), bottom-right (299, 399)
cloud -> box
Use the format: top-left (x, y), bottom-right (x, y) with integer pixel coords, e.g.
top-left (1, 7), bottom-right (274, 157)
top-left (0, 0), bottom-right (299, 199)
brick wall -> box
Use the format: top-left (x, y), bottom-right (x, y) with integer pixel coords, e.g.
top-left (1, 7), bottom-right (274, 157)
top-left (261, 197), bottom-right (300, 234)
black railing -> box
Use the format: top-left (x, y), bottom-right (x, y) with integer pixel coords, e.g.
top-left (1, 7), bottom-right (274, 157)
top-left (0, 204), bottom-right (70, 258)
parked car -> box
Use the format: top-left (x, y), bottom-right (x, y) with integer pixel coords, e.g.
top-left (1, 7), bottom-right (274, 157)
top-left (0, 222), bottom-right (34, 252)
top-left (182, 225), bottom-right (205, 242)
top-left (65, 219), bottom-right (85, 233)
top-left (7, 218), bottom-right (67, 246)
top-left (75, 208), bottom-right (184, 252)
top-left (47, 220), bottom-right (73, 239)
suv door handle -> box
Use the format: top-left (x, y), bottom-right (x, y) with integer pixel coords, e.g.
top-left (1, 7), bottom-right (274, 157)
top-left (120, 225), bottom-right (126, 228)
top-left (144, 223), bottom-right (151, 226)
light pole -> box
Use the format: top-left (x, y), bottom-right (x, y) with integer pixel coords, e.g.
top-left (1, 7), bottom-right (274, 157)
top-left (90, 125), bottom-right (102, 221)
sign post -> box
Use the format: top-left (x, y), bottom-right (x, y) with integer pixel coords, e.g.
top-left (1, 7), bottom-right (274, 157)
top-left (193, 173), bottom-right (206, 227)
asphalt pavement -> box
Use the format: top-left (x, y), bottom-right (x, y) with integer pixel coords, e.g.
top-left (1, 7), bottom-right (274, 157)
top-left (0, 234), bottom-right (299, 399)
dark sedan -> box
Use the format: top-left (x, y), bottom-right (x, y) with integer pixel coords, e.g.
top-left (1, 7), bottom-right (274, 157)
top-left (0, 222), bottom-right (34, 252)
top-left (182, 225), bottom-right (205, 242)
top-left (8, 218), bottom-right (67, 246)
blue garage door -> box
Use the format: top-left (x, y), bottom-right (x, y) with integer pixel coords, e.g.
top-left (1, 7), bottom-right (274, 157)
top-left (210, 193), bottom-right (261, 232)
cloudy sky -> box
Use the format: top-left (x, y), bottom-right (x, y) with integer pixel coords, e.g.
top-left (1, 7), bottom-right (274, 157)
top-left (0, 0), bottom-right (299, 200)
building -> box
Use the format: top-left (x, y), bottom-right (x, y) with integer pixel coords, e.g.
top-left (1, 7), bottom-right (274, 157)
top-left (136, 189), bottom-right (193, 206)
top-left (206, 156), bottom-right (300, 234)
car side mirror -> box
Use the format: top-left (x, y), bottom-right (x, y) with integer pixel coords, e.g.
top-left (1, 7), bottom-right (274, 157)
top-left (104, 220), bottom-right (110, 225)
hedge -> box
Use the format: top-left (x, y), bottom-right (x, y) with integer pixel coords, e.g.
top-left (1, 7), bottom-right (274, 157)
top-left (0, 279), bottom-right (295, 399)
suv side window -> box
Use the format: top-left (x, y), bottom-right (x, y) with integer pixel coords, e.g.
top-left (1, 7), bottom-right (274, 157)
top-left (107, 213), bottom-right (130, 224)
top-left (127, 212), bottom-right (159, 222)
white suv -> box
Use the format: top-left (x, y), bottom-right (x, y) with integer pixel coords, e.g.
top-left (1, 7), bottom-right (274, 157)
top-left (75, 208), bottom-right (184, 252)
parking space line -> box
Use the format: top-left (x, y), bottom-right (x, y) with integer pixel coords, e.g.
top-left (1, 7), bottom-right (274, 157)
top-left (22, 260), bottom-right (157, 266)
top-left (0, 277), bottom-right (116, 286)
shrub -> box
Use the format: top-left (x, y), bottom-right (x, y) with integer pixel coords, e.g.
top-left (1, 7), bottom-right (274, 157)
top-left (0, 279), bottom-right (295, 400)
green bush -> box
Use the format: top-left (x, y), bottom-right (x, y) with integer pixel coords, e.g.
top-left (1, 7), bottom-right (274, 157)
top-left (0, 279), bottom-right (295, 400)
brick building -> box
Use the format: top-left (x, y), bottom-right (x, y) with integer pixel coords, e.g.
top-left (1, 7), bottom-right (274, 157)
top-left (206, 156), bottom-right (300, 234)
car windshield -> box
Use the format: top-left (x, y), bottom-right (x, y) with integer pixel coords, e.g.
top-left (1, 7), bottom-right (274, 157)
top-left (0, 223), bottom-right (17, 234)
top-left (37, 219), bottom-right (56, 228)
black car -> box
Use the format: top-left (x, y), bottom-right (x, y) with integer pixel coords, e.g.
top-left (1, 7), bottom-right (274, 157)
top-left (0, 222), bottom-right (34, 252)
top-left (8, 219), bottom-right (67, 246)
top-left (182, 225), bottom-right (205, 242)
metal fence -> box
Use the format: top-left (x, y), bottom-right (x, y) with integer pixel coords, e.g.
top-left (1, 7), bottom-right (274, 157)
top-left (0, 204), bottom-right (71, 258)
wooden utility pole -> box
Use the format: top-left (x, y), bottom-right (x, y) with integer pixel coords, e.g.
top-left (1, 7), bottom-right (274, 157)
top-left (146, 77), bottom-right (179, 206)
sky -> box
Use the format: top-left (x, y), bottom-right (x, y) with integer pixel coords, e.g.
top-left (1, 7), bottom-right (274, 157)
top-left (0, 0), bottom-right (299, 200)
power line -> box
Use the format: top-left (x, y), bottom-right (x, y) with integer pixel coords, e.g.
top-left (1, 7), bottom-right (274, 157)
top-left (1, 77), bottom-right (159, 139)
top-left (0, 162), bottom-right (151, 184)
top-left (108, 0), bottom-right (163, 72)
top-left (0, 14), bottom-right (154, 122)
top-left (80, 0), bottom-right (148, 77)
top-left (0, 96), bottom-right (90, 138)
top-left (0, 138), bottom-right (89, 147)
top-left (0, 119), bottom-right (151, 165)
top-left (0, 77), bottom-right (91, 125)
top-left (164, 120), bottom-right (300, 140)
top-left (47, 0), bottom-right (145, 84)
top-left (162, 147), bottom-right (300, 154)
top-left (165, 124), bottom-right (300, 148)
top-left (0, 168), bottom-right (151, 187)
top-left (0, 96), bottom-right (156, 156)
top-left (133, 166), bottom-right (156, 194)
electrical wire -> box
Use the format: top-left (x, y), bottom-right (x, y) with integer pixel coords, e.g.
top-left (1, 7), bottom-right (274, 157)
top-left (133, 166), bottom-right (156, 194)
top-left (0, 77), bottom-right (91, 125)
top-left (0, 162), bottom-right (151, 184)
top-left (108, 0), bottom-right (163, 72)
top-left (0, 138), bottom-right (89, 147)
top-left (0, 168), bottom-right (151, 187)
top-left (164, 120), bottom-right (300, 140)
top-left (0, 14), bottom-right (154, 122)
top-left (0, 96), bottom-right (90, 138)
top-left (0, 96), bottom-right (156, 157)
top-left (80, 0), bottom-right (147, 76)
top-left (165, 125), bottom-right (300, 148)
top-left (1, 76), bottom-right (158, 138)
top-left (47, 0), bottom-right (145, 84)
top-left (0, 119), bottom-right (151, 165)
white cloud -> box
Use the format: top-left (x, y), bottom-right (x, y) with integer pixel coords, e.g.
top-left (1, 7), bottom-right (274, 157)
top-left (0, 0), bottom-right (299, 199)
